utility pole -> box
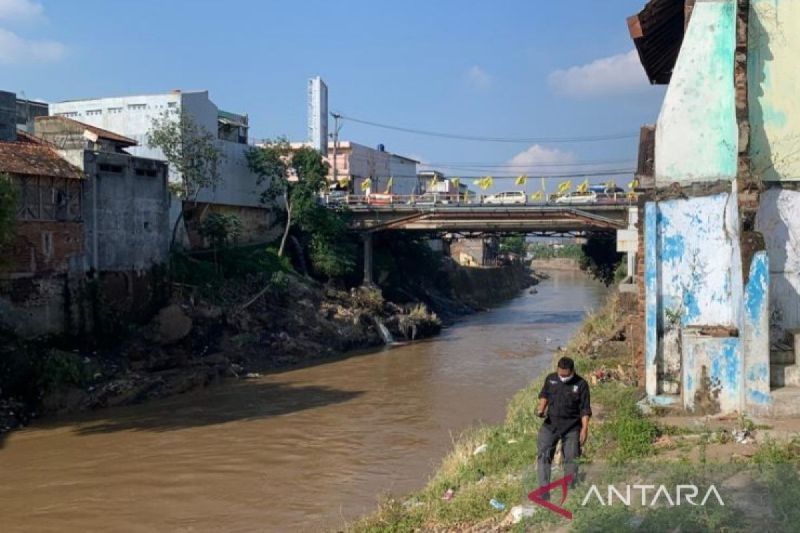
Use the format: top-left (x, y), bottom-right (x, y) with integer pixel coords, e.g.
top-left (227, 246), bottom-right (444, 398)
top-left (331, 113), bottom-right (342, 189)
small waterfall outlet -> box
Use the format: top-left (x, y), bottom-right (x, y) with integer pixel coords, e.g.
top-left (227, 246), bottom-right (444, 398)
top-left (374, 318), bottom-right (395, 345)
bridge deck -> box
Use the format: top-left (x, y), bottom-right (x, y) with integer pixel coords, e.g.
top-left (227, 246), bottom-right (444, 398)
top-left (343, 204), bottom-right (631, 233)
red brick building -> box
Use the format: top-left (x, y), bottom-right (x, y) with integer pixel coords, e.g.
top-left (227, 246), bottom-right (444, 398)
top-left (0, 132), bottom-right (86, 335)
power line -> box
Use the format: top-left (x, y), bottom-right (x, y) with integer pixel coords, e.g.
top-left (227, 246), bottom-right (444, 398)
top-left (439, 169), bottom-right (635, 179)
top-left (336, 113), bottom-right (639, 144)
top-left (421, 159), bottom-right (636, 169)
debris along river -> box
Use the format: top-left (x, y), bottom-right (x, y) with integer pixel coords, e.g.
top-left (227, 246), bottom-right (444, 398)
top-left (0, 270), bottom-right (604, 532)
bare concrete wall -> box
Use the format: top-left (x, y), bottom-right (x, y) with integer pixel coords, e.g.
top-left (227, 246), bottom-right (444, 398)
top-left (80, 151), bottom-right (170, 273)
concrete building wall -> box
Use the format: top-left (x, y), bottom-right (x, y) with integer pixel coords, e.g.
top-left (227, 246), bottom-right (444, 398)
top-left (645, 190), bottom-right (770, 412)
top-left (755, 187), bottom-right (800, 340)
top-left (388, 156), bottom-right (419, 195)
top-left (50, 91), bottom-right (265, 210)
top-left (0, 219), bottom-right (85, 338)
top-left (655, 0), bottom-right (738, 185)
top-left (743, 252), bottom-right (771, 409)
top-left (748, 0), bottom-right (800, 182)
top-left (0, 90), bottom-right (16, 141)
top-left (80, 151), bottom-right (171, 272)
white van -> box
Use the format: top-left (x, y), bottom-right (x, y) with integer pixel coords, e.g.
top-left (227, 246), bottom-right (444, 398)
top-left (483, 191), bottom-right (527, 205)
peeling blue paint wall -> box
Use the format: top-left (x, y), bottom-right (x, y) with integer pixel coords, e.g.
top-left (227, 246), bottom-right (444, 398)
top-left (743, 252), bottom-right (771, 409)
top-left (645, 202), bottom-right (659, 397)
top-left (655, 192), bottom-right (742, 329)
top-left (645, 189), bottom-right (746, 410)
top-left (682, 333), bottom-right (743, 413)
top-left (655, 0), bottom-right (738, 185)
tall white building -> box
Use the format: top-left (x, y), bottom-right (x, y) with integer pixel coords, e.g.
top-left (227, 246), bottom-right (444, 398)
top-left (50, 90), bottom-right (262, 209)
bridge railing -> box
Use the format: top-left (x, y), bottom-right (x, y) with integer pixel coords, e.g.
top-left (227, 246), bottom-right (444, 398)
top-left (320, 192), bottom-right (638, 208)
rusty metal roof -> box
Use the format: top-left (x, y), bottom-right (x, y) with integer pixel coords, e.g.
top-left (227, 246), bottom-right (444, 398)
top-left (0, 134), bottom-right (84, 179)
top-left (628, 0), bottom-right (687, 85)
top-left (35, 115), bottom-right (137, 146)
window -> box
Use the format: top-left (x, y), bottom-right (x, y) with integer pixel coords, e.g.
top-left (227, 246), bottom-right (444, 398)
top-left (86, 109), bottom-right (102, 116)
top-left (108, 107), bottom-right (122, 114)
top-left (57, 112), bottom-right (78, 118)
top-left (167, 102), bottom-right (177, 108)
top-left (135, 168), bottom-right (158, 177)
top-left (41, 232), bottom-right (53, 258)
top-left (127, 103), bottom-right (146, 111)
top-left (99, 163), bottom-right (124, 173)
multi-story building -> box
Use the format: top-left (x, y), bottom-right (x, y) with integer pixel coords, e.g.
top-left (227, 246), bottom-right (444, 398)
top-left (283, 140), bottom-right (420, 195)
top-left (0, 90), bottom-right (174, 337)
top-left (50, 90), bottom-right (274, 246)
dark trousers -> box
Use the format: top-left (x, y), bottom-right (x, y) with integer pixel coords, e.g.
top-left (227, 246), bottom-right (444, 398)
top-left (536, 424), bottom-right (581, 494)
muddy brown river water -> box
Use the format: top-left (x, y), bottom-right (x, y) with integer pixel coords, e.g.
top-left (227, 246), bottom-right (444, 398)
top-left (0, 271), bottom-right (604, 532)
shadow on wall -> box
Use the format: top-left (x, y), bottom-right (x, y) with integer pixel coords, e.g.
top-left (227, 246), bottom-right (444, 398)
top-left (756, 188), bottom-right (800, 342)
top-left (749, 4), bottom-right (775, 182)
top-left (47, 380), bottom-right (364, 436)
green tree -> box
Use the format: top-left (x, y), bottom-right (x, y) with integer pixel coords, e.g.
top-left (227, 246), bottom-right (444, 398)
top-left (0, 172), bottom-right (17, 252)
top-left (247, 141), bottom-right (355, 277)
top-left (246, 141), bottom-right (328, 257)
top-left (147, 111), bottom-right (224, 249)
top-left (500, 234), bottom-right (527, 256)
top-left (198, 212), bottom-right (243, 269)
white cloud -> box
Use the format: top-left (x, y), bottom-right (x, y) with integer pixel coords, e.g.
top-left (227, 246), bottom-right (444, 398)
top-left (0, 27), bottom-right (64, 63)
top-left (547, 49), bottom-right (649, 98)
top-left (0, 0), bottom-right (43, 21)
top-left (506, 144), bottom-right (576, 173)
top-left (465, 65), bottom-right (492, 90)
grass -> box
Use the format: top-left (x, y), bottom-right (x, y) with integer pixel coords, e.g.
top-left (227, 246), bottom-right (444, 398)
top-left (349, 294), bottom-right (656, 531)
top-left (348, 293), bottom-right (800, 532)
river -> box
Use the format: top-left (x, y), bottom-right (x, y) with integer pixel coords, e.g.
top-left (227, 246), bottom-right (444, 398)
top-left (0, 271), bottom-right (605, 532)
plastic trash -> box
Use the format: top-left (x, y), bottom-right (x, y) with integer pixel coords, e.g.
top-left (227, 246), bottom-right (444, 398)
top-left (473, 443), bottom-right (488, 455)
top-left (442, 488), bottom-right (454, 501)
top-left (507, 439), bottom-right (518, 444)
top-left (490, 498), bottom-right (506, 511)
top-left (508, 505), bottom-right (537, 524)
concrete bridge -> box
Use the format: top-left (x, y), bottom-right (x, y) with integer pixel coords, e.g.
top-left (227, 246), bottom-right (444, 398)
top-left (335, 201), bottom-right (637, 285)
top-left (345, 203), bottom-right (630, 233)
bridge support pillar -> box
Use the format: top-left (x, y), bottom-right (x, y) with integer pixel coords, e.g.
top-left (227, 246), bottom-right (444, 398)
top-left (363, 233), bottom-right (374, 286)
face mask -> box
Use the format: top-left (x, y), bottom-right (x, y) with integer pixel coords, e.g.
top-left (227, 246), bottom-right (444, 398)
top-left (559, 375), bottom-right (572, 383)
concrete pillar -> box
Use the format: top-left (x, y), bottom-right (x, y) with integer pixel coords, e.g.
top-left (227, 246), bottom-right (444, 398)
top-left (363, 233), bottom-right (374, 286)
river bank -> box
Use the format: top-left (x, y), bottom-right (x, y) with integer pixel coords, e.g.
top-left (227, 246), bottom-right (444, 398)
top-left (0, 270), bottom-right (601, 532)
top-left (351, 292), bottom-right (800, 532)
top-left (0, 257), bottom-right (537, 439)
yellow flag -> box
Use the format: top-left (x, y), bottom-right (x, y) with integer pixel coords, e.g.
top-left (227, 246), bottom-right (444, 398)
top-left (337, 176), bottom-right (350, 188)
top-left (474, 176), bottom-right (493, 190)
top-left (577, 179), bottom-right (589, 193)
top-left (557, 180), bottom-right (572, 195)
top-left (530, 191), bottom-right (543, 201)
top-left (515, 175), bottom-right (528, 186)
top-left (360, 177), bottom-right (372, 192)
top-left (605, 180), bottom-right (617, 189)
top-left (627, 178), bottom-right (639, 190)
top-left (451, 177), bottom-right (460, 189)
top-left (385, 176), bottom-right (393, 194)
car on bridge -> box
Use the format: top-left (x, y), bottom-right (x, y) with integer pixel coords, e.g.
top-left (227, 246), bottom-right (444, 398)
top-left (367, 193), bottom-right (394, 205)
top-left (554, 191), bottom-right (598, 205)
top-left (407, 192), bottom-right (451, 206)
top-left (321, 190), bottom-right (350, 206)
top-left (482, 191), bottom-right (527, 205)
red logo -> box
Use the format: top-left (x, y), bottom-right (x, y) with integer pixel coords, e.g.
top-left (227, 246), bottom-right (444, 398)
top-left (528, 474), bottom-right (574, 519)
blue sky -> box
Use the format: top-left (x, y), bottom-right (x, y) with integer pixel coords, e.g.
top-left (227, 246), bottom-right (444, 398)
top-left (0, 0), bottom-right (665, 186)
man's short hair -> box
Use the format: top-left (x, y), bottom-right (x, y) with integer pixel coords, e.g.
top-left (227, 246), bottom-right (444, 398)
top-left (557, 357), bottom-right (575, 371)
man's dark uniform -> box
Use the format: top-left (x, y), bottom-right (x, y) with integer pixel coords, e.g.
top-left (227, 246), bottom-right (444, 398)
top-left (537, 372), bottom-right (592, 489)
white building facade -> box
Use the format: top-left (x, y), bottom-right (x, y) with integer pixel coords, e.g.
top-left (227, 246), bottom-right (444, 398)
top-left (50, 90), bottom-right (263, 210)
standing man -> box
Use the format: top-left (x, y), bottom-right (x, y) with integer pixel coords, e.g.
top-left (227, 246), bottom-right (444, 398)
top-left (535, 356), bottom-right (591, 492)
